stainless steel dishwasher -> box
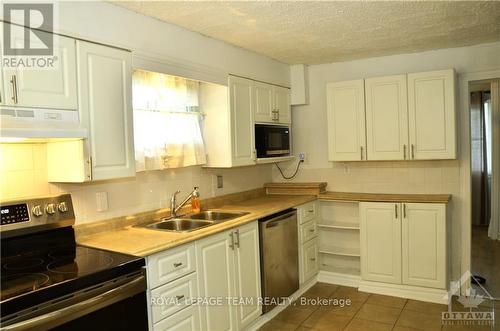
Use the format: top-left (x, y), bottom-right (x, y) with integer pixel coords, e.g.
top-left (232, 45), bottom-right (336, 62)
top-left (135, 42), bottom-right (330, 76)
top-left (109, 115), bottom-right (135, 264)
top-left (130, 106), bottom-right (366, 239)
top-left (259, 209), bottom-right (299, 313)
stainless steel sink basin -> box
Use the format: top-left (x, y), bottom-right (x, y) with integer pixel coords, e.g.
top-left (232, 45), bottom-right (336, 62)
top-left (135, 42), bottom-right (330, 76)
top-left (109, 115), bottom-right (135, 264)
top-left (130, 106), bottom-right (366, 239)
top-left (143, 218), bottom-right (214, 232)
top-left (186, 211), bottom-right (248, 221)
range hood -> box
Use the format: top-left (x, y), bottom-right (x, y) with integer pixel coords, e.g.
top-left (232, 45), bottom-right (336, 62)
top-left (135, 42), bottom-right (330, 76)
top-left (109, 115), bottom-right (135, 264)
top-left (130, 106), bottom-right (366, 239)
top-left (0, 107), bottom-right (88, 142)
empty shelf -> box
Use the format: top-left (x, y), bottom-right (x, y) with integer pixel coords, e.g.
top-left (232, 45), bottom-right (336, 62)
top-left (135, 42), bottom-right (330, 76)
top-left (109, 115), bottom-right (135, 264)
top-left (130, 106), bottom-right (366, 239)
top-left (317, 222), bottom-right (360, 230)
top-left (319, 245), bottom-right (360, 257)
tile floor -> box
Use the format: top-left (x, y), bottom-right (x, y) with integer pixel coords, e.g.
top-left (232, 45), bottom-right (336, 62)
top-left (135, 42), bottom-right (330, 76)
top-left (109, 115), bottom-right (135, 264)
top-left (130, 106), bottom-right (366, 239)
top-left (259, 283), bottom-right (499, 331)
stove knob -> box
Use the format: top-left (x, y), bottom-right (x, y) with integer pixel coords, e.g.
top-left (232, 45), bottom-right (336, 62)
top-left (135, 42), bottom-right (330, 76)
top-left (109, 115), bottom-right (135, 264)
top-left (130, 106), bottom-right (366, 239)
top-left (58, 202), bottom-right (68, 213)
top-left (32, 205), bottom-right (43, 217)
top-left (45, 203), bottom-right (56, 215)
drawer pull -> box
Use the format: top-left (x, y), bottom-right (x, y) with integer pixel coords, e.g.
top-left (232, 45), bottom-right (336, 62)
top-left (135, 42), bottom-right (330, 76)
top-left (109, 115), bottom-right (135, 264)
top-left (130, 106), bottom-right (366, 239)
top-left (173, 262), bottom-right (183, 268)
top-left (176, 295), bottom-right (185, 302)
top-left (308, 210), bottom-right (314, 213)
top-left (309, 258), bottom-right (316, 261)
top-left (308, 229), bottom-right (315, 233)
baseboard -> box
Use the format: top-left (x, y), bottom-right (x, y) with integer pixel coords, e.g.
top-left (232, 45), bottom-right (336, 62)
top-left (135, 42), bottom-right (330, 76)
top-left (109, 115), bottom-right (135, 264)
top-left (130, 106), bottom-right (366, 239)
top-left (358, 280), bottom-right (449, 304)
top-left (244, 276), bottom-right (317, 331)
top-left (317, 270), bottom-right (361, 288)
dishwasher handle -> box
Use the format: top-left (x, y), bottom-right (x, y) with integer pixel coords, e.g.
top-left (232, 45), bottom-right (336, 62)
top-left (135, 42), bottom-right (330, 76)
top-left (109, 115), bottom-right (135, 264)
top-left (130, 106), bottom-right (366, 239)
top-left (262, 210), bottom-right (297, 228)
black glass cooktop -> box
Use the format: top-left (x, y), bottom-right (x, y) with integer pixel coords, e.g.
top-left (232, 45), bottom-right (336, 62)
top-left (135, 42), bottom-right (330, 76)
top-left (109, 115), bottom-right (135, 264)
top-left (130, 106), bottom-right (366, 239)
top-left (0, 227), bottom-right (145, 318)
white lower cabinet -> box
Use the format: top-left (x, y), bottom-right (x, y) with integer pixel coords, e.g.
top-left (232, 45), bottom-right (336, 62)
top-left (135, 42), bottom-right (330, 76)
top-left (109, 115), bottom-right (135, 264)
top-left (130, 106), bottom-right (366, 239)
top-left (153, 304), bottom-right (201, 331)
top-left (297, 202), bottom-right (319, 285)
top-left (195, 221), bottom-right (261, 331)
top-left (360, 202), bottom-right (446, 289)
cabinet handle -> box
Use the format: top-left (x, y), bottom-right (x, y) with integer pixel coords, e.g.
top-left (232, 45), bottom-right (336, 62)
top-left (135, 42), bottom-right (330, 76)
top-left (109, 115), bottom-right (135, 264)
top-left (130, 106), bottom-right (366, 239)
top-left (308, 209), bottom-right (314, 213)
top-left (411, 144), bottom-right (415, 159)
top-left (173, 262), bottom-right (183, 268)
top-left (309, 258), bottom-right (316, 261)
top-left (360, 146), bottom-right (363, 160)
top-left (395, 204), bottom-right (398, 219)
top-left (403, 145), bottom-right (407, 160)
top-left (308, 229), bottom-right (315, 233)
top-left (234, 229), bottom-right (240, 248)
top-left (229, 232), bottom-right (235, 250)
top-left (403, 204), bottom-right (407, 218)
top-left (10, 75), bottom-right (18, 104)
top-left (175, 295), bottom-right (185, 302)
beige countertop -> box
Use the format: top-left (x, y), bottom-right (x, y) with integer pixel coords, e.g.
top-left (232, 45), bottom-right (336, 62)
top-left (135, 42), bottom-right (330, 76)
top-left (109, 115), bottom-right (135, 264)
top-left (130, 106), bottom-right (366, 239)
top-left (77, 194), bottom-right (315, 257)
top-left (318, 191), bottom-right (451, 203)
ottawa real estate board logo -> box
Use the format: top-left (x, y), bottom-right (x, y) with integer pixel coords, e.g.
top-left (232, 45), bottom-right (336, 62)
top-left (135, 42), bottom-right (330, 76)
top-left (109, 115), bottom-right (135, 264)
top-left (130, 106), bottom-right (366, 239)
top-left (2, 3), bottom-right (57, 69)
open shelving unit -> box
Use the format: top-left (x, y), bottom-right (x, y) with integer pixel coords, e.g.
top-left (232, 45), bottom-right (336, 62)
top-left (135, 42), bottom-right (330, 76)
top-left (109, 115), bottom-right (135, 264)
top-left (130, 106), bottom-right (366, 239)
top-left (318, 200), bottom-right (360, 277)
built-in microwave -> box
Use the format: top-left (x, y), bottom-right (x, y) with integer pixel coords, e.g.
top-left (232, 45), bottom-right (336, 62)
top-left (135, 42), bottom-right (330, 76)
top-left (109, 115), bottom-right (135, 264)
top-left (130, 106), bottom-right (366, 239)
top-left (255, 124), bottom-right (290, 159)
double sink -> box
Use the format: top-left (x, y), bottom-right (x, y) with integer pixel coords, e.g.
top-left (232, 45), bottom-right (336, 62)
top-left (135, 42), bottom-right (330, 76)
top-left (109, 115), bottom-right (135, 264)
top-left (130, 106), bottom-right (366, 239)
top-left (140, 211), bottom-right (249, 233)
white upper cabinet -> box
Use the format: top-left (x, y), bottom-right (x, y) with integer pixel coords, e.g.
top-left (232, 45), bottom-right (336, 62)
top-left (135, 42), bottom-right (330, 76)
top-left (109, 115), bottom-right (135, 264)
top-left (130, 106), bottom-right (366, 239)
top-left (274, 85), bottom-right (291, 124)
top-left (407, 69), bottom-right (456, 160)
top-left (365, 75), bottom-right (409, 160)
top-left (252, 81), bottom-right (291, 125)
top-left (360, 202), bottom-right (402, 285)
top-left (327, 79), bottom-right (366, 161)
top-left (2, 27), bottom-right (78, 110)
top-left (229, 75), bottom-right (256, 167)
top-left (402, 203), bottom-right (446, 289)
top-left (253, 81), bottom-right (274, 123)
top-left (77, 41), bottom-right (135, 180)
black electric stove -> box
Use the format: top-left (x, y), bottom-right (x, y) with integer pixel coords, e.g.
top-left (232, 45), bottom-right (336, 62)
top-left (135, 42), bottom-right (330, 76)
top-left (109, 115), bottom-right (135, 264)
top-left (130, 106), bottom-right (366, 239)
top-left (0, 195), bottom-right (148, 330)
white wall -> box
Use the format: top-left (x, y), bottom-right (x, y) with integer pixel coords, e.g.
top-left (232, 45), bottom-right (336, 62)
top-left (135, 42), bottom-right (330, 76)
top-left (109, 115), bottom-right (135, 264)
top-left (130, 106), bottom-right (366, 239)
top-left (56, 1), bottom-right (290, 86)
top-left (273, 41), bottom-right (500, 282)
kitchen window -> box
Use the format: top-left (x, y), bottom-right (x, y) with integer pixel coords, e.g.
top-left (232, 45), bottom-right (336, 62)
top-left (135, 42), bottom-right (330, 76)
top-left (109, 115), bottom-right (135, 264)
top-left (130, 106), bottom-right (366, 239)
top-left (132, 70), bottom-right (206, 171)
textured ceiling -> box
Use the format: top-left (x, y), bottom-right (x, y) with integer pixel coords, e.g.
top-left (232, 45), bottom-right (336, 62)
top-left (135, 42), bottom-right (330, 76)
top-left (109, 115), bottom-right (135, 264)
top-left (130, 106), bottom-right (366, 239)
top-left (113, 1), bottom-right (500, 64)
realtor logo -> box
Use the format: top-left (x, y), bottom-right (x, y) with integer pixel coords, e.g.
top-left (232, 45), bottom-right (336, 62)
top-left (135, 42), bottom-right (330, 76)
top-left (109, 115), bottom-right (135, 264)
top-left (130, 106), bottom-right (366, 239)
top-left (3, 3), bottom-right (54, 55)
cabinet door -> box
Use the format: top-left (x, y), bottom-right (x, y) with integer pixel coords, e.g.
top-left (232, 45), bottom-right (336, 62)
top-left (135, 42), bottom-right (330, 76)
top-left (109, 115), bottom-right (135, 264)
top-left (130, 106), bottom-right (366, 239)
top-left (408, 69), bottom-right (456, 160)
top-left (233, 222), bottom-right (262, 330)
top-left (253, 81), bottom-right (274, 123)
top-left (301, 239), bottom-right (319, 284)
top-left (153, 304), bottom-right (201, 331)
top-left (360, 202), bottom-right (402, 284)
top-left (274, 85), bottom-right (291, 124)
top-left (365, 75), bottom-right (409, 160)
top-left (77, 41), bottom-right (135, 180)
top-left (402, 203), bottom-right (446, 289)
top-left (196, 230), bottom-right (237, 331)
top-left (327, 80), bottom-right (366, 161)
top-left (3, 28), bottom-right (77, 110)
top-left (229, 76), bottom-right (255, 166)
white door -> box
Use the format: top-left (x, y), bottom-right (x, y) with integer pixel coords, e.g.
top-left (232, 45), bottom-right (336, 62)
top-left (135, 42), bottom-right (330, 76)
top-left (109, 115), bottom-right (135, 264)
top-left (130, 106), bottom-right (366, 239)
top-left (196, 230), bottom-right (237, 331)
top-left (327, 80), bottom-right (366, 161)
top-left (360, 202), bottom-right (402, 284)
top-left (233, 222), bottom-right (262, 330)
top-left (365, 75), bottom-right (409, 160)
top-left (408, 69), bottom-right (456, 160)
top-left (274, 85), bottom-right (291, 124)
top-left (3, 27), bottom-right (77, 110)
top-left (402, 203), bottom-right (446, 289)
top-left (253, 81), bottom-right (274, 123)
top-left (77, 41), bottom-right (135, 180)
top-left (301, 239), bottom-right (319, 283)
top-left (229, 75), bottom-right (256, 166)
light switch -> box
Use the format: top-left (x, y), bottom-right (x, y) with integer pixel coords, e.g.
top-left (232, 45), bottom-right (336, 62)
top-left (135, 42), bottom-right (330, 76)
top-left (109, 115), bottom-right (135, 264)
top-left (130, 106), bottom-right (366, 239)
top-left (96, 192), bottom-right (108, 212)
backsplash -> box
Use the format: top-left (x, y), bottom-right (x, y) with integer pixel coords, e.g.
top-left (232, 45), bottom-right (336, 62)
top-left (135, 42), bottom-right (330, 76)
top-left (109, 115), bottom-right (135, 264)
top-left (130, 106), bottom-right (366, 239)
top-left (0, 143), bottom-right (273, 224)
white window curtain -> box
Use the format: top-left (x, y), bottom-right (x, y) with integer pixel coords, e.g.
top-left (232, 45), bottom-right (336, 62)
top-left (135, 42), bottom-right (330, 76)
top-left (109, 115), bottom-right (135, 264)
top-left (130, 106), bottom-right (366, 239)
top-left (132, 70), bottom-right (207, 171)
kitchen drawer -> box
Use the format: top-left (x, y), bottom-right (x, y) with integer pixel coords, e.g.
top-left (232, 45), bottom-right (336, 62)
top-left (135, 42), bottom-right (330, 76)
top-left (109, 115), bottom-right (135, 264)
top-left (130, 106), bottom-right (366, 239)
top-left (151, 272), bottom-right (198, 323)
top-left (147, 243), bottom-right (196, 288)
top-left (299, 220), bottom-right (317, 243)
top-left (153, 304), bottom-right (201, 331)
top-left (301, 239), bottom-right (319, 282)
top-left (297, 201), bottom-right (318, 224)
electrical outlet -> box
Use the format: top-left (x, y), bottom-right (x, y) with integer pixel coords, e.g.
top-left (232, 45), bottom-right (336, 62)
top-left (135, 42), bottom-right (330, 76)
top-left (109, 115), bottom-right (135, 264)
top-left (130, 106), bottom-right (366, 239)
top-left (216, 175), bottom-right (223, 189)
top-left (96, 192), bottom-right (108, 212)
top-left (298, 153), bottom-right (306, 162)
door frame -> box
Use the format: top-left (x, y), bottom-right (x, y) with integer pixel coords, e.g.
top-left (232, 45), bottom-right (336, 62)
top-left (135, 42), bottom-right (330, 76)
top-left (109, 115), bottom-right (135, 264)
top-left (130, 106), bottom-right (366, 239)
top-left (459, 69), bottom-right (500, 295)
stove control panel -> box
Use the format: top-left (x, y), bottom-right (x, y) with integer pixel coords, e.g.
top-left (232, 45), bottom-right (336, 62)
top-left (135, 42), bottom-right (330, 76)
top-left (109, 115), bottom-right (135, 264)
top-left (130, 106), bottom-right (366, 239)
top-left (0, 194), bottom-right (75, 238)
top-left (1, 203), bottom-right (30, 225)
